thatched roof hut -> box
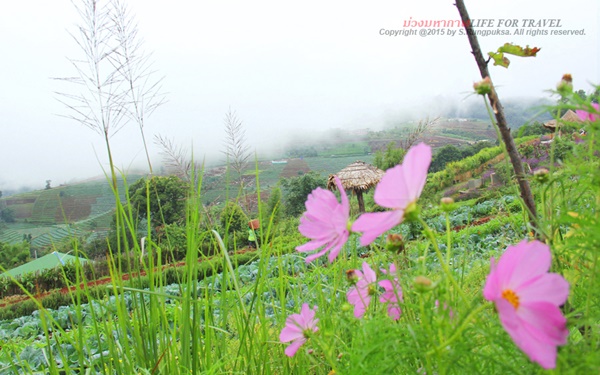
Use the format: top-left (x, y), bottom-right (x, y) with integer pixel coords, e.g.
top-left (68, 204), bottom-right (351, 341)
top-left (543, 110), bottom-right (582, 131)
top-left (328, 161), bottom-right (385, 213)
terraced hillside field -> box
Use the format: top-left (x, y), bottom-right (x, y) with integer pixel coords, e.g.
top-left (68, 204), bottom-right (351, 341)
top-left (0, 176), bottom-right (142, 249)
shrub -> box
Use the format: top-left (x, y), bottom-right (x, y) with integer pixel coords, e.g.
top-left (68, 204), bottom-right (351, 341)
top-left (280, 172), bottom-right (326, 217)
top-left (220, 201), bottom-right (248, 234)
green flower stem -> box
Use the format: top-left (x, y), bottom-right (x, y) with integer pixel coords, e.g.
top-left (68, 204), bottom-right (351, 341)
top-left (418, 217), bottom-right (468, 303)
top-left (445, 212), bottom-right (452, 265)
top-left (426, 303), bottom-right (487, 356)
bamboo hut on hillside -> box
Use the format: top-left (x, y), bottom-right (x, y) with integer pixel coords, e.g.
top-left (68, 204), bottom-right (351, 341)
top-left (543, 110), bottom-right (582, 134)
top-left (328, 161), bottom-right (385, 213)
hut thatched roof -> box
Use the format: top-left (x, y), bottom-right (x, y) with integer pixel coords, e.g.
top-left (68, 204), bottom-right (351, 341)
top-left (327, 161), bottom-right (385, 192)
top-left (543, 110), bottom-right (582, 130)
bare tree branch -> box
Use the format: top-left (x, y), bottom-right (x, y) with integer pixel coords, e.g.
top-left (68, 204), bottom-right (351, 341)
top-left (454, 0), bottom-right (538, 232)
top-left (399, 117), bottom-right (438, 150)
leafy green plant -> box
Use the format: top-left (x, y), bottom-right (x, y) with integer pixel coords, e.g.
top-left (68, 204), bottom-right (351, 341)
top-left (280, 172), bottom-right (326, 217)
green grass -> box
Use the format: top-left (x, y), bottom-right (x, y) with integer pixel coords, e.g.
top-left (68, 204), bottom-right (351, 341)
top-left (1, 97), bottom-right (599, 374)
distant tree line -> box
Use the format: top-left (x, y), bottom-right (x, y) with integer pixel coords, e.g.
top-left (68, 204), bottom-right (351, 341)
top-left (0, 241), bottom-right (30, 270)
top-left (428, 141), bottom-right (495, 173)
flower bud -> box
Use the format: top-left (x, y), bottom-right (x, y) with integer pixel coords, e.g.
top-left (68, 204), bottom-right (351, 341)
top-left (556, 74), bottom-right (573, 96)
top-left (473, 77), bottom-right (492, 95)
top-left (533, 167), bottom-right (549, 183)
top-left (386, 233), bottom-right (405, 254)
top-left (440, 197), bottom-right (457, 212)
top-left (414, 275), bottom-right (433, 292)
top-left (340, 302), bottom-right (353, 312)
top-left (346, 269), bottom-right (358, 285)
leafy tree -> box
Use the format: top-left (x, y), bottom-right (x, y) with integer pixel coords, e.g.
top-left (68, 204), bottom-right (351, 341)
top-left (280, 172), bottom-right (326, 217)
top-left (430, 145), bottom-right (463, 173)
top-left (466, 140), bottom-right (495, 155)
top-left (0, 241), bottom-right (30, 270)
top-left (262, 185), bottom-right (283, 225)
top-left (374, 142), bottom-right (406, 171)
top-left (0, 208), bottom-right (15, 223)
top-left (575, 89), bottom-right (587, 101)
top-left (589, 86), bottom-right (600, 103)
top-left (220, 201), bottom-right (248, 234)
top-left (516, 121), bottom-right (552, 138)
top-left (286, 146), bottom-right (318, 158)
top-left (429, 142), bottom-right (496, 173)
top-left (129, 176), bottom-right (189, 228)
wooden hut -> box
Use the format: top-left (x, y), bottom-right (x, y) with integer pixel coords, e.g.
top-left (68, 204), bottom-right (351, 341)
top-left (327, 161), bottom-right (385, 213)
top-left (543, 110), bottom-right (582, 134)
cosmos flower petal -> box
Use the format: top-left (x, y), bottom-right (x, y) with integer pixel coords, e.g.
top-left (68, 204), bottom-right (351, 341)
top-left (496, 240), bottom-right (551, 289)
top-left (576, 103), bottom-right (600, 122)
top-left (284, 338), bottom-right (306, 357)
top-left (353, 143), bottom-right (431, 245)
top-left (483, 257), bottom-right (500, 301)
top-left (517, 273), bottom-right (569, 306)
top-left (361, 262), bottom-right (377, 283)
top-left (374, 164), bottom-right (409, 208)
top-left (576, 109), bottom-right (591, 122)
top-left (515, 302), bottom-right (568, 369)
top-left (347, 286), bottom-right (370, 319)
top-left (279, 324), bottom-right (304, 343)
top-left (484, 240), bottom-right (569, 369)
top-left (280, 304), bottom-right (319, 357)
top-left (378, 264), bottom-right (403, 321)
top-left (296, 237), bottom-right (331, 252)
top-left (352, 210), bottom-right (404, 246)
top-left (296, 176), bottom-right (350, 263)
top-left (400, 142), bottom-right (432, 200)
top-left (347, 264), bottom-right (377, 319)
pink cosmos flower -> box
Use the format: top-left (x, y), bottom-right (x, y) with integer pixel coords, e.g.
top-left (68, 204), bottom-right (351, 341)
top-left (483, 240), bottom-right (569, 369)
top-left (296, 176), bottom-right (350, 263)
top-left (347, 262), bottom-right (377, 318)
top-left (379, 263), bottom-right (403, 320)
top-left (575, 102), bottom-right (600, 122)
top-left (351, 143), bottom-right (432, 246)
top-left (279, 303), bottom-right (319, 357)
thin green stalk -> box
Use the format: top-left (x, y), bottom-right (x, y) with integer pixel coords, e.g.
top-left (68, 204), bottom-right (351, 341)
top-left (426, 303), bottom-right (487, 356)
top-left (445, 212), bottom-right (452, 265)
top-left (418, 218), bottom-right (468, 303)
top-left (212, 230), bottom-right (248, 318)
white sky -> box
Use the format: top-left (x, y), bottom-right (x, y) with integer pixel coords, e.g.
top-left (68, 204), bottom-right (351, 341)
top-left (0, 0), bottom-right (598, 190)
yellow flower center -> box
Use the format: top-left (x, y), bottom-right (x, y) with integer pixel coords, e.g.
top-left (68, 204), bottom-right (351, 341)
top-left (501, 289), bottom-right (520, 309)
